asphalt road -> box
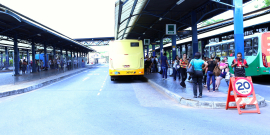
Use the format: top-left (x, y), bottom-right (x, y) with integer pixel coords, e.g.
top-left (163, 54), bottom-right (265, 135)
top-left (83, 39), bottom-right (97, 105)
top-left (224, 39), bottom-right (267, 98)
top-left (0, 64), bottom-right (269, 135)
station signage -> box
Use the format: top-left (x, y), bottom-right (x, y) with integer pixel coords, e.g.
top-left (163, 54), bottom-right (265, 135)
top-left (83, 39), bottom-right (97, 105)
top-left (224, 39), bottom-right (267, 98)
top-left (166, 24), bottom-right (176, 35)
top-left (144, 39), bottom-right (150, 45)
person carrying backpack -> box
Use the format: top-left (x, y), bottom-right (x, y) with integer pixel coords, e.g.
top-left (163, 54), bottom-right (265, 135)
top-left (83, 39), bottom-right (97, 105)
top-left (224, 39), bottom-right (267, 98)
top-left (231, 52), bottom-right (248, 77)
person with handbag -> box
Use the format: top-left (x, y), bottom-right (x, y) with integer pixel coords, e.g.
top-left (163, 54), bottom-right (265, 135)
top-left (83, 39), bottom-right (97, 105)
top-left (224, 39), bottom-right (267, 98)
top-left (188, 52), bottom-right (208, 98)
top-left (206, 55), bottom-right (217, 92)
top-left (161, 53), bottom-right (170, 80)
top-left (180, 53), bottom-right (188, 88)
top-left (172, 55), bottom-right (180, 81)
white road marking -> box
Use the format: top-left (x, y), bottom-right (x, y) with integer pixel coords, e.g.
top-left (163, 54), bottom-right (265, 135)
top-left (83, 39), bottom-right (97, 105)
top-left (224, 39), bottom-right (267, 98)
top-left (101, 86), bottom-right (103, 88)
top-left (97, 93), bottom-right (100, 95)
top-left (100, 89), bottom-right (102, 91)
top-left (83, 77), bottom-right (89, 81)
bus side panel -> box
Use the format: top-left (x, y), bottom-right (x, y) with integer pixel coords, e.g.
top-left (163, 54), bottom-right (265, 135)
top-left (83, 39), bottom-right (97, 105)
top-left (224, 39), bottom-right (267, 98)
top-left (261, 33), bottom-right (270, 75)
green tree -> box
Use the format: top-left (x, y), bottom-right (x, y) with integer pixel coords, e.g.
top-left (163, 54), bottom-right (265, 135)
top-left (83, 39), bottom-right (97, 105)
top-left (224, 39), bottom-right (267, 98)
top-left (201, 19), bottom-right (224, 27)
top-left (254, 0), bottom-right (270, 8)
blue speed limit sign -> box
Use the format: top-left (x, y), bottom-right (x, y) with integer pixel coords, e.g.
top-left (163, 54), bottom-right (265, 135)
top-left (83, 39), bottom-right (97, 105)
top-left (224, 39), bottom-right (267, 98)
top-left (234, 78), bottom-right (254, 96)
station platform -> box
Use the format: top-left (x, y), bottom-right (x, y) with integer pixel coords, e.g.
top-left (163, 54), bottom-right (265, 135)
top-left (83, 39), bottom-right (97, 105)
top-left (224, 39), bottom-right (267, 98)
top-left (0, 64), bottom-right (96, 98)
top-left (145, 70), bottom-right (266, 109)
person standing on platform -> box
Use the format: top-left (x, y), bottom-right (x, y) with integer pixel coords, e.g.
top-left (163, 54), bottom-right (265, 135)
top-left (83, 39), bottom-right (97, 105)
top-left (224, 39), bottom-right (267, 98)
top-left (180, 53), bottom-right (188, 88)
top-left (188, 52), bottom-right (208, 98)
top-left (172, 55), bottom-right (180, 81)
top-left (161, 53), bottom-right (170, 80)
top-left (231, 52), bottom-right (248, 77)
top-left (206, 55), bottom-right (217, 92)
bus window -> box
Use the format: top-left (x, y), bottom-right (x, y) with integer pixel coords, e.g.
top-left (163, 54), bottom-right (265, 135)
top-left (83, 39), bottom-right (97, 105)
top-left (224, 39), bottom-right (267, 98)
top-left (204, 46), bottom-right (209, 58)
top-left (216, 45), bottom-right (222, 57)
top-left (222, 44), bottom-right (228, 57)
top-left (210, 46), bottom-right (216, 58)
top-left (228, 42), bottom-right (235, 57)
top-left (253, 37), bottom-right (258, 56)
top-left (131, 42), bottom-right (139, 47)
top-left (244, 39), bottom-right (253, 56)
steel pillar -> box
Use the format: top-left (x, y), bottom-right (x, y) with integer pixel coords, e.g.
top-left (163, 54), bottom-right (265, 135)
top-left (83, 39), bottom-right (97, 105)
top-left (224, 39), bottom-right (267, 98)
top-left (191, 11), bottom-right (198, 57)
top-left (66, 50), bottom-right (68, 57)
top-left (160, 36), bottom-right (163, 58)
top-left (60, 46), bottom-right (63, 56)
top-left (152, 45), bottom-right (156, 57)
top-left (172, 35), bottom-right (176, 60)
top-left (31, 41), bottom-right (36, 73)
top-left (201, 40), bottom-right (205, 57)
top-left (53, 45), bottom-right (56, 56)
top-left (44, 44), bottom-right (48, 68)
top-left (26, 50), bottom-right (29, 64)
top-left (146, 45), bottom-right (149, 56)
top-left (13, 34), bottom-right (19, 75)
top-left (5, 47), bottom-right (9, 70)
top-left (233, 0), bottom-right (244, 59)
top-left (71, 50), bottom-right (73, 58)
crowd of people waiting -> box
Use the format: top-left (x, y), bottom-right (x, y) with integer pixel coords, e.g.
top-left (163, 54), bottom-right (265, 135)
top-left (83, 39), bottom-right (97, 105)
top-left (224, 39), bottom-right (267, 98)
top-left (145, 52), bottom-right (248, 98)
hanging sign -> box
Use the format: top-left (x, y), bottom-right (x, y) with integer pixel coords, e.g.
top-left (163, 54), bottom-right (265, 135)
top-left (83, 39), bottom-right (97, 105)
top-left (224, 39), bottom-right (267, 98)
top-left (225, 77), bottom-right (260, 115)
top-left (144, 39), bottom-right (150, 45)
top-left (166, 24), bottom-right (176, 35)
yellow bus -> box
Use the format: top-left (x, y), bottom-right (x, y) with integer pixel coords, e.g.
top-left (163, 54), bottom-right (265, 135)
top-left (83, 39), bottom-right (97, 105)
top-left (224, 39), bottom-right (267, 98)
top-left (109, 39), bottom-right (144, 81)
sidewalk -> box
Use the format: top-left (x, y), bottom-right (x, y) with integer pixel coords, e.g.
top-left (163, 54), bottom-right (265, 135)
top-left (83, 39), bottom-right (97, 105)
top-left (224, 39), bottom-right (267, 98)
top-left (145, 71), bottom-right (267, 109)
top-left (0, 64), bottom-right (96, 98)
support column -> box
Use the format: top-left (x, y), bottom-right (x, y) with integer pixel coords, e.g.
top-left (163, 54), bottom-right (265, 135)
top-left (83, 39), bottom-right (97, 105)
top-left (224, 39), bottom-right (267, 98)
top-left (53, 45), bottom-right (56, 56)
top-left (13, 34), bottom-right (19, 75)
top-left (172, 35), bottom-right (176, 60)
top-left (60, 46), bottom-right (63, 56)
top-left (160, 36), bottom-right (163, 58)
top-left (66, 50), bottom-right (68, 57)
top-left (233, 0), bottom-right (244, 59)
top-left (201, 40), bottom-right (205, 58)
top-left (5, 47), bottom-right (9, 70)
top-left (152, 45), bottom-right (156, 57)
top-left (146, 45), bottom-right (149, 56)
top-left (191, 11), bottom-right (198, 57)
top-left (31, 41), bottom-right (36, 73)
top-left (71, 50), bottom-right (73, 58)
top-left (44, 43), bottom-right (48, 68)
top-left (77, 51), bottom-right (79, 58)
top-left (27, 50), bottom-right (29, 65)
top-left (180, 45), bottom-right (182, 58)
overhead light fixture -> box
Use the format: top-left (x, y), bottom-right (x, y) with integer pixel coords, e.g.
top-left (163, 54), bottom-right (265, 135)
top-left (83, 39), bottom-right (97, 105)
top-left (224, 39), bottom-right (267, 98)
top-left (176, 0), bottom-right (185, 5)
top-left (150, 26), bottom-right (152, 28)
top-left (143, 33), bottom-right (145, 35)
top-left (159, 18), bottom-right (162, 21)
top-left (37, 34), bottom-right (41, 36)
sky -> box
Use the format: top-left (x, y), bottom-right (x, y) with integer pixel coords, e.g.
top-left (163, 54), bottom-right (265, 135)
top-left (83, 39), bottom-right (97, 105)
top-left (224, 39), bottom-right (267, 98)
top-left (0, 0), bottom-right (265, 52)
top-left (0, 0), bottom-right (115, 39)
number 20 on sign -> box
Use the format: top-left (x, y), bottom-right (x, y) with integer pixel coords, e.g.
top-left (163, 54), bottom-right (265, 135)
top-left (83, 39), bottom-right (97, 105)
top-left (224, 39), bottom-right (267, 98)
top-left (234, 78), bottom-right (253, 96)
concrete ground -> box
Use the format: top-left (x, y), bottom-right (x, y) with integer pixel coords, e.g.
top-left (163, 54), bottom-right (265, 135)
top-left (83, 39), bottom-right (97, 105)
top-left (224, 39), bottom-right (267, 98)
top-left (0, 64), bottom-right (269, 135)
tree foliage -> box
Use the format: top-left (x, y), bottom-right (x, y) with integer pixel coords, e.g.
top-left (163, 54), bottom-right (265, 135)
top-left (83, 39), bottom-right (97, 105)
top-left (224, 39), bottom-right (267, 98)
top-left (254, 0), bottom-right (270, 8)
top-left (201, 19), bottom-right (224, 27)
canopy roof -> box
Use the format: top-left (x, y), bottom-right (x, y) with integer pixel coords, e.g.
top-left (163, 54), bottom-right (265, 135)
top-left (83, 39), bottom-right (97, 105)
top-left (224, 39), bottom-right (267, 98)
top-left (0, 4), bottom-right (95, 53)
top-left (115, 0), bottom-right (251, 41)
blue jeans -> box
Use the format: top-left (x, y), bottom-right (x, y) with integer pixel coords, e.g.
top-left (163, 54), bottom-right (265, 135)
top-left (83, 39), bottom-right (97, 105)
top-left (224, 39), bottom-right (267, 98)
top-left (162, 66), bottom-right (167, 79)
top-left (173, 68), bottom-right (180, 80)
top-left (207, 71), bottom-right (215, 91)
top-left (152, 64), bottom-right (156, 72)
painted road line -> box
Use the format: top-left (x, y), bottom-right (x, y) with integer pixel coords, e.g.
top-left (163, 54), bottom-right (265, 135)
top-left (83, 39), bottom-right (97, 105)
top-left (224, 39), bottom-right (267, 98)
top-left (100, 89), bottom-right (102, 91)
top-left (97, 93), bottom-right (100, 95)
top-left (83, 77), bottom-right (89, 81)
